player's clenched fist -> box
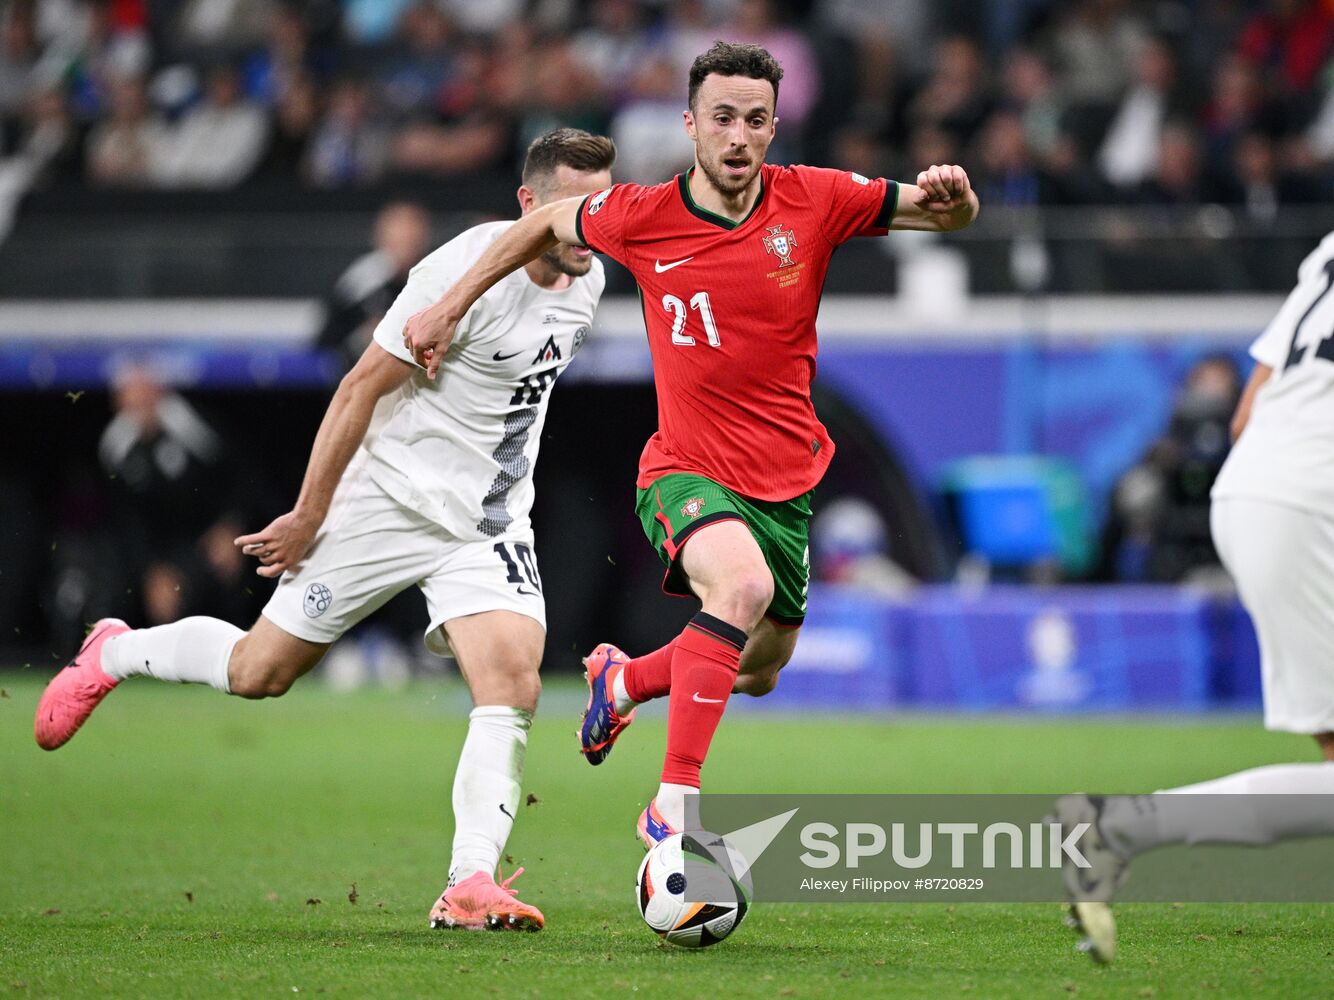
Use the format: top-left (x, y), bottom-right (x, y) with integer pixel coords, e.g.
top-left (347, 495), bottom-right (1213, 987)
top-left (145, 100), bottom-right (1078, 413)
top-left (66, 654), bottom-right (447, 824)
top-left (403, 300), bottom-right (460, 380)
top-left (914, 164), bottom-right (973, 211)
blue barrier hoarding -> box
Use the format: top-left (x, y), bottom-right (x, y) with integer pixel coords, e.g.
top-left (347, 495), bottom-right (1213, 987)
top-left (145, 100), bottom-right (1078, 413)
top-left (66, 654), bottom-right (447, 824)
top-left (763, 584), bottom-right (1260, 713)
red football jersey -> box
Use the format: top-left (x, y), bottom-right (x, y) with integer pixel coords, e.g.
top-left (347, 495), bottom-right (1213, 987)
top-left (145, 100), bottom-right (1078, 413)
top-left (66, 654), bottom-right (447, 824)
top-left (577, 163), bottom-right (896, 501)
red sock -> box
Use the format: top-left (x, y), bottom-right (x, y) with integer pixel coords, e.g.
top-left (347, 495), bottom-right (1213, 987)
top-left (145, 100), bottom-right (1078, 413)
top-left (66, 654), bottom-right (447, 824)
top-left (623, 639), bottom-right (676, 703)
top-left (661, 612), bottom-right (748, 787)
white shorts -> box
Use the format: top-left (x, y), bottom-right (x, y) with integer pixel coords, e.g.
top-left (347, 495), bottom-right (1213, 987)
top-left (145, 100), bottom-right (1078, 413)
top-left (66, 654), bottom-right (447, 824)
top-left (263, 466), bottom-right (545, 656)
top-left (1212, 496), bottom-right (1334, 734)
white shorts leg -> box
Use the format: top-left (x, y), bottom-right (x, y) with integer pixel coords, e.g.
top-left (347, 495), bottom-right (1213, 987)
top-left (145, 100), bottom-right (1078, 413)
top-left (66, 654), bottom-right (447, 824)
top-left (1212, 496), bottom-right (1334, 734)
top-left (263, 468), bottom-right (449, 645)
top-left (419, 532), bottom-right (547, 656)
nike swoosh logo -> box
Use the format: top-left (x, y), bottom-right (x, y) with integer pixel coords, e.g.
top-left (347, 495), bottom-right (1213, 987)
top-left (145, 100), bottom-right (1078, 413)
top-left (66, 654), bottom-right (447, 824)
top-left (493, 349), bottom-right (523, 361)
top-left (655, 257), bottom-right (694, 273)
top-left (692, 692), bottom-right (724, 704)
top-left (499, 803), bottom-right (515, 819)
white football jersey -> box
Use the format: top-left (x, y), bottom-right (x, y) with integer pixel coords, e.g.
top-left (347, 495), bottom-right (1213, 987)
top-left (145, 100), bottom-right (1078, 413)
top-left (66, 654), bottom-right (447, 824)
top-left (1213, 231), bottom-right (1334, 514)
top-left (364, 221), bottom-right (604, 540)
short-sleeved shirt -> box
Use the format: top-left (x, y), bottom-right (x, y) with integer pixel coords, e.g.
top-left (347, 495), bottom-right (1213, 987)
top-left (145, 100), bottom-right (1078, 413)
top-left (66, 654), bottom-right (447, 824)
top-left (577, 163), bottom-right (896, 501)
top-left (365, 221), bottom-right (604, 540)
top-left (1213, 231), bottom-right (1334, 515)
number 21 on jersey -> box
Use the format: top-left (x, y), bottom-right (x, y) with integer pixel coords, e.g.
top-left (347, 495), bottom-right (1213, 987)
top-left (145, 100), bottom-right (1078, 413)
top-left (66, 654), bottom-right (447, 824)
top-left (662, 291), bottom-right (721, 347)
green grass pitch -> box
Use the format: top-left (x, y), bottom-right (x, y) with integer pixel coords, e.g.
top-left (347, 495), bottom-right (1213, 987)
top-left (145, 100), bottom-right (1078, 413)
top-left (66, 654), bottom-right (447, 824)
top-left (3, 674), bottom-right (1329, 998)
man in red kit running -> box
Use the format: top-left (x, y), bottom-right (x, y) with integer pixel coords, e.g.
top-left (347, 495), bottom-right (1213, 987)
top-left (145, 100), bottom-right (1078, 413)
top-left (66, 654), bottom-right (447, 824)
top-left (405, 41), bottom-right (980, 846)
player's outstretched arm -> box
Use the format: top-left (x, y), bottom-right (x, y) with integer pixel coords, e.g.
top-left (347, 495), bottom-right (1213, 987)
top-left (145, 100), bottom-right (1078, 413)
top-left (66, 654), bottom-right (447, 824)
top-left (891, 164), bottom-right (980, 233)
top-left (235, 342), bottom-right (412, 577)
top-left (403, 196), bottom-right (587, 379)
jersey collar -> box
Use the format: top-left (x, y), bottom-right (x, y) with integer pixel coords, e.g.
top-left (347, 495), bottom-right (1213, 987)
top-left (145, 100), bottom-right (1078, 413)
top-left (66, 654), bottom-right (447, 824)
top-left (677, 167), bottom-right (765, 231)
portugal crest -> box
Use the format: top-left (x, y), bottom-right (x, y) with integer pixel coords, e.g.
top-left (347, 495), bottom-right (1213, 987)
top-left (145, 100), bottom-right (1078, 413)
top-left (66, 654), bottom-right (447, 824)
top-left (762, 224), bottom-right (798, 267)
top-left (681, 497), bottom-right (707, 519)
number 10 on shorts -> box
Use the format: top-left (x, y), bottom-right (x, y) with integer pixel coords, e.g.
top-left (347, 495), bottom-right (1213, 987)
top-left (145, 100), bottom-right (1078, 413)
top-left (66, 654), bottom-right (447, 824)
top-left (494, 542), bottom-right (542, 595)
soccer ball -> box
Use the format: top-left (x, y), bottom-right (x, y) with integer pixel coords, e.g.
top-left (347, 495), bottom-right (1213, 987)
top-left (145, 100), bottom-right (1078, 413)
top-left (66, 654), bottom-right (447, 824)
top-left (635, 832), bottom-right (752, 948)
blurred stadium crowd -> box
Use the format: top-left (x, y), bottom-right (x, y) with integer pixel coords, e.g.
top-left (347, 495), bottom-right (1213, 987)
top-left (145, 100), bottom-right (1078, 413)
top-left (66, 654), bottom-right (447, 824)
top-left (1, 0), bottom-right (1332, 208)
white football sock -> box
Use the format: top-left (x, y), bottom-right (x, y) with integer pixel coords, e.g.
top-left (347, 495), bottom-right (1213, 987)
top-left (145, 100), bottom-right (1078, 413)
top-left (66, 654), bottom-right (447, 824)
top-left (448, 706), bottom-right (532, 884)
top-left (611, 668), bottom-right (637, 716)
top-left (1100, 762), bottom-right (1334, 857)
top-left (101, 617), bottom-right (242, 693)
top-left (653, 782), bottom-right (697, 832)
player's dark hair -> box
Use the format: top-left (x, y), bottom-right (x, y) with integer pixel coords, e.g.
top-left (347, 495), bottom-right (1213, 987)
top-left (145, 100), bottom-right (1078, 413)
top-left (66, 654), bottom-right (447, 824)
top-left (521, 128), bottom-right (616, 192)
top-left (688, 41), bottom-right (783, 111)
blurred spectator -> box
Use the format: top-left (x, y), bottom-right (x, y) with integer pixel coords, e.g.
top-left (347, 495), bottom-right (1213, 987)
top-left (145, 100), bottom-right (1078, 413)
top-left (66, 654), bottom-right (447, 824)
top-left (1300, 74), bottom-right (1334, 170)
top-left (384, 17), bottom-right (512, 180)
top-left (0, 1), bottom-right (39, 120)
top-left (573, 0), bottom-right (655, 101)
top-left (811, 496), bottom-right (916, 597)
top-left (904, 120), bottom-right (962, 175)
top-left (0, 84), bottom-right (78, 239)
top-left (1236, 0), bottom-right (1332, 97)
top-left (94, 364), bottom-right (262, 627)
top-left (174, 0), bottom-right (274, 52)
top-left (441, 0), bottom-right (525, 36)
top-left (153, 63), bottom-right (268, 187)
top-left (974, 110), bottom-right (1044, 206)
top-left (257, 68), bottom-right (317, 177)
top-left (818, 0), bottom-right (932, 77)
top-left (906, 34), bottom-right (992, 147)
top-left (241, 2), bottom-right (325, 106)
top-left (317, 201), bottom-right (431, 371)
top-left (342, 0), bottom-right (414, 46)
top-left (661, 0), bottom-right (719, 78)
top-left (1178, 0), bottom-right (1250, 93)
top-left (609, 52), bottom-right (695, 183)
top-left (305, 76), bottom-right (390, 187)
top-left (504, 33), bottom-right (603, 159)
top-left (1001, 46), bottom-right (1064, 162)
top-left (1097, 355), bottom-right (1242, 583)
top-left (1222, 129), bottom-right (1323, 223)
top-left (1097, 34), bottom-right (1191, 190)
top-left (84, 72), bottom-right (168, 186)
top-left (11, 84), bottom-right (78, 185)
top-left (1137, 120), bottom-right (1219, 205)
top-left (1046, 0), bottom-right (1149, 105)
top-left (831, 115), bottom-right (894, 182)
top-left (1202, 54), bottom-right (1270, 171)
top-left (375, 2), bottom-right (457, 119)
top-left (64, 0), bottom-right (153, 119)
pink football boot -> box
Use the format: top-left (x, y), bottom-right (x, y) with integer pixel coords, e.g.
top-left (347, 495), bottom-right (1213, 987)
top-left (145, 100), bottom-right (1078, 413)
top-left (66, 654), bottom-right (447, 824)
top-left (428, 867), bottom-right (545, 932)
top-left (34, 618), bottom-right (130, 750)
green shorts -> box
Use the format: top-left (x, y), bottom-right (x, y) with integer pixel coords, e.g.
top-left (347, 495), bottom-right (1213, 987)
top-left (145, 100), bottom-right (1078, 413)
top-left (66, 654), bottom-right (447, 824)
top-left (635, 473), bottom-right (812, 627)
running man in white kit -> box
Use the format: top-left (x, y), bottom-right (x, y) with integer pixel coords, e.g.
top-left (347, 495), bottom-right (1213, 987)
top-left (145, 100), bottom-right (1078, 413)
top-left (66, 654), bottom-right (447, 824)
top-left (1056, 232), bottom-right (1334, 962)
top-left (33, 128), bottom-right (616, 933)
